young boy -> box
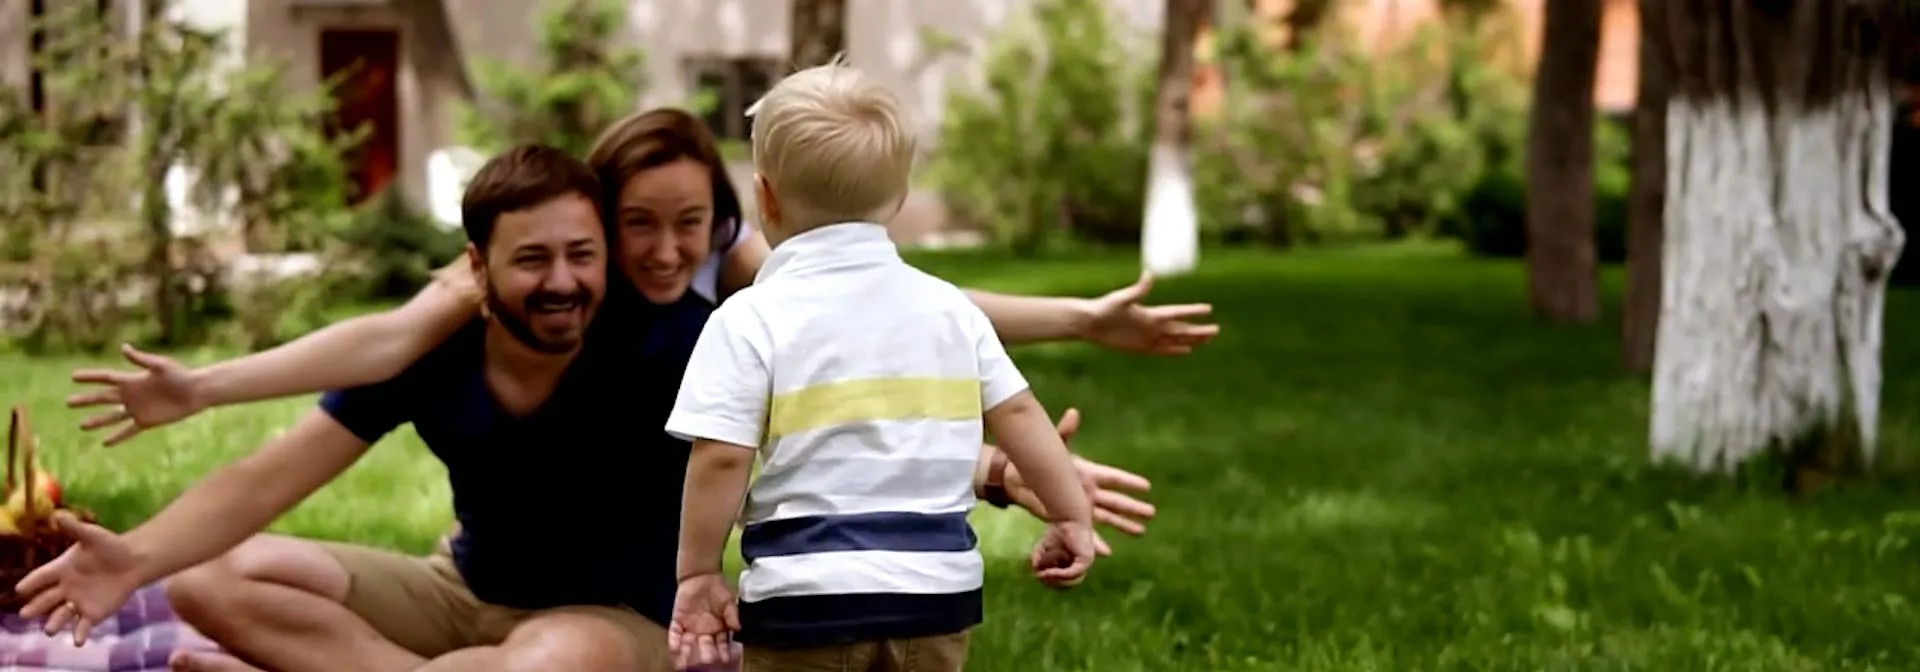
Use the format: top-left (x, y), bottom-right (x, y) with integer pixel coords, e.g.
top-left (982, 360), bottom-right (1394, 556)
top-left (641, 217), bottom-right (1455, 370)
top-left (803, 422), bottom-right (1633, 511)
top-left (663, 62), bottom-right (1098, 672)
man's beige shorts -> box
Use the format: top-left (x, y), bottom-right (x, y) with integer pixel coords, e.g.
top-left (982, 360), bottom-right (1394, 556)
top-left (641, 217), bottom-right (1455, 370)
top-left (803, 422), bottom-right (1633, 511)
top-left (743, 631), bottom-right (970, 672)
top-left (316, 540), bottom-right (671, 666)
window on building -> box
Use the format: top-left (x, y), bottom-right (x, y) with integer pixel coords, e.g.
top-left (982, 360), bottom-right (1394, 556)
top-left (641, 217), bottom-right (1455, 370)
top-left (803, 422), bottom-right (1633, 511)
top-left (685, 57), bottom-right (784, 142)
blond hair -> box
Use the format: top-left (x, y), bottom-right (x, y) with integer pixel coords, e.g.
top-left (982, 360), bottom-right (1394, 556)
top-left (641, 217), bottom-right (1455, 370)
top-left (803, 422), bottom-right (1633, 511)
top-left (747, 61), bottom-right (916, 230)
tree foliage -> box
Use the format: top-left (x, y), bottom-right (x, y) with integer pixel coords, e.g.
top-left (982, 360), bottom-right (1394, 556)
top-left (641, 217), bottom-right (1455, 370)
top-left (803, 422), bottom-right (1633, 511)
top-left (0, 0), bottom-right (355, 352)
top-left (923, 0), bottom-right (1155, 254)
top-left (456, 0), bottom-right (645, 157)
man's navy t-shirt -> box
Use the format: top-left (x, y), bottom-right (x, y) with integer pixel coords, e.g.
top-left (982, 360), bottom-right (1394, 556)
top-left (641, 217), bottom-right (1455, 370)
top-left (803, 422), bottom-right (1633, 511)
top-left (317, 291), bottom-right (715, 626)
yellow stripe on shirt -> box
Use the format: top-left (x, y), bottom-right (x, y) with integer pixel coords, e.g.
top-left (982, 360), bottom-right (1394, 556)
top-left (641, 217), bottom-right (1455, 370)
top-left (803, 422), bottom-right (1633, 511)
top-left (767, 377), bottom-right (982, 440)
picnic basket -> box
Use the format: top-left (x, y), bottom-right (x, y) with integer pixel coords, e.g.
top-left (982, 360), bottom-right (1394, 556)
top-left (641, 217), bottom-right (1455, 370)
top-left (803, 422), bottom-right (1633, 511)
top-left (0, 405), bottom-right (94, 613)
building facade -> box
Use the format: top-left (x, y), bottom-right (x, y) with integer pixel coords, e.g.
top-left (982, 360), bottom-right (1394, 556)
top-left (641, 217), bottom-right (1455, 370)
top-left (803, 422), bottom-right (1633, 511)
top-left (1, 0), bottom-right (1643, 227)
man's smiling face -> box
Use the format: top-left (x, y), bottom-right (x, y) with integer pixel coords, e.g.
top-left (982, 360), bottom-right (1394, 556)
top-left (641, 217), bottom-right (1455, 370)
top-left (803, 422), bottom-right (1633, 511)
top-left (478, 192), bottom-right (608, 354)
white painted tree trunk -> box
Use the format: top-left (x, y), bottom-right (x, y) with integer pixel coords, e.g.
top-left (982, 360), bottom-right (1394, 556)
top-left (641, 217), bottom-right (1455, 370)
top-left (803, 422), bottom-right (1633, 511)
top-left (1141, 141), bottom-right (1199, 276)
top-left (1650, 84), bottom-right (1906, 472)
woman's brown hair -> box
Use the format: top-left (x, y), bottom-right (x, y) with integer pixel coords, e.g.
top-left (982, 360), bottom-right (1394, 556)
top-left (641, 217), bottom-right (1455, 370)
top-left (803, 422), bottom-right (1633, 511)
top-left (584, 108), bottom-right (744, 253)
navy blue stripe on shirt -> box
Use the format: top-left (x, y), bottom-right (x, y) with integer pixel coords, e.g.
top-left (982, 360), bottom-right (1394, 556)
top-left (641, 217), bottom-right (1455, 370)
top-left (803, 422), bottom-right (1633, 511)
top-left (739, 511), bottom-right (977, 562)
top-left (737, 589), bottom-right (983, 648)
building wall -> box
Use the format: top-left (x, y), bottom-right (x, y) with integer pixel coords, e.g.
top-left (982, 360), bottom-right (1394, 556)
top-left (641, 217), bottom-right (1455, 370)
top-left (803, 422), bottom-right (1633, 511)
top-left (443, 0), bottom-right (1165, 145)
top-left (244, 0), bottom-right (467, 206)
top-left (0, 0), bottom-right (26, 91)
top-left (1200, 0), bottom-right (1640, 115)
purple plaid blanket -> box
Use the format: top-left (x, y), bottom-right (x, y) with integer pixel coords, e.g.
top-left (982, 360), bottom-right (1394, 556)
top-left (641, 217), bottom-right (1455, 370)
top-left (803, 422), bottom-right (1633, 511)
top-left (0, 583), bottom-right (739, 672)
top-left (0, 583), bottom-right (219, 672)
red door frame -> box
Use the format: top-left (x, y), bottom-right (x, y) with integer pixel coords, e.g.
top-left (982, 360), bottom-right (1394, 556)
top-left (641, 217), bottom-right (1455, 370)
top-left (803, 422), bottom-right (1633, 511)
top-left (320, 28), bottom-right (402, 205)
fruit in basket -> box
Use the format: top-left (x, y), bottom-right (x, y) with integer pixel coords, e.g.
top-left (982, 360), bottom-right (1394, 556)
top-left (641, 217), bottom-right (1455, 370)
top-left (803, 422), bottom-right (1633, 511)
top-left (0, 405), bottom-right (92, 613)
top-left (0, 473), bottom-right (59, 535)
top-left (6, 469), bottom-right (61, 509)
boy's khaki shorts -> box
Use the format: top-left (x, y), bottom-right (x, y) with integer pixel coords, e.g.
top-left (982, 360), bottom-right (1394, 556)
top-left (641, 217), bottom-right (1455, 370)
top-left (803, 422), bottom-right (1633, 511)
top-left (742, 631), bottom-right (970, 672)
top-left (316, 540), bottom-right (672, 668)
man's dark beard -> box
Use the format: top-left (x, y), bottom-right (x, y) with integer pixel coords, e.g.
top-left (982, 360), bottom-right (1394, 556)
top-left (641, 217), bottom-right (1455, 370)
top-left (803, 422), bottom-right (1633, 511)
top-left (486, 279), bottom-right (593, 354)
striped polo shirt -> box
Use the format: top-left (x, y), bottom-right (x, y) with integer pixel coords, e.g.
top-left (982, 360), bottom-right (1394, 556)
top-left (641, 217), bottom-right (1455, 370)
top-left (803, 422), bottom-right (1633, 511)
top-left (664, 221), bottom-right (1029, 648)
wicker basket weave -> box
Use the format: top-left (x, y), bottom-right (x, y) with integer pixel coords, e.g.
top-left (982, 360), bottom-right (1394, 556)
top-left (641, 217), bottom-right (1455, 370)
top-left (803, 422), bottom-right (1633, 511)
top-left (0, 406), bottom-right (90, 613)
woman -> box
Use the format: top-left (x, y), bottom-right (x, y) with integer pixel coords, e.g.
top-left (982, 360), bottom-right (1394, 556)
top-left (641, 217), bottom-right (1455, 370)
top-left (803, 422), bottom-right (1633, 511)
top-left (75, 109), bottom-right (1209, 531)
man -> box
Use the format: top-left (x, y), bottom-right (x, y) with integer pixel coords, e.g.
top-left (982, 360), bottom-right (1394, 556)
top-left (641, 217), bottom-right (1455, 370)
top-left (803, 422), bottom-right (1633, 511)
top-left (23, 145), bottom-right (679, 671)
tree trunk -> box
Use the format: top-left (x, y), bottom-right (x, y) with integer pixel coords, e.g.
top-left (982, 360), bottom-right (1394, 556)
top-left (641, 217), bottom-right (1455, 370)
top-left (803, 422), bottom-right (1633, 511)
top-left (142, 180), bottom-right (177, 346)
top-left (1524, 0), bottom-right (1603, 323)
top-left (1142, 0), bottom-right (1208, 277)
top-left (788, 0), bottom-right (848, 70)
top-left (1283, 0), bottom-right (1338, 49)
top-left (1650, 1), bottom-right (1906, 477)
top-left (1622, 0), bottom-right (1669, 374)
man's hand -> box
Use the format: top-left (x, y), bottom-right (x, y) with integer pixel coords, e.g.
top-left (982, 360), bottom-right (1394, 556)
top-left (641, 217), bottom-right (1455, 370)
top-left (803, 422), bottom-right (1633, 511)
top-left (16, 512), bottom-right (147, 646)
top-left (668, 573), bottom-right (740, 670)
top-left (1003, 408), bottom-right (1157, 555)
top-left (1077, 271), bottom-right (1218, 355)
top-left (67, 343), bottom-right (203, 447)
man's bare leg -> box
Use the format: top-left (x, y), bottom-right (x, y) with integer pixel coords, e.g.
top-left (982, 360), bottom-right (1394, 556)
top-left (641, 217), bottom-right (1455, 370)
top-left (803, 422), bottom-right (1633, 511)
top-left (418, 611), bottom-right (648, 672)
top-left (166, 535), bottom-right (427, 672)
top-left (168, 651), bottom-right (266, 672)
top-left (170, 612), bottom-right (648, 672)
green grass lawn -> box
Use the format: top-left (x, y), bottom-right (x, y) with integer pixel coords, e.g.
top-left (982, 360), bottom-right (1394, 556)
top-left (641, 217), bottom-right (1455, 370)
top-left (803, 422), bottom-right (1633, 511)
top-left (7, 241), bottom-right (1920, 670)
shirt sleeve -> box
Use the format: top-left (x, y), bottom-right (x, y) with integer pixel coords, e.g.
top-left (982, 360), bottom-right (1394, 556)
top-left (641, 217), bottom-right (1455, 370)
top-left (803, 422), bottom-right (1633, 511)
top-left (318, 377), bottom-right (414, 444)
top-left (970, 305), bottom-right (1030, 411)
top-left (665, 298), bottom-right (773, 447)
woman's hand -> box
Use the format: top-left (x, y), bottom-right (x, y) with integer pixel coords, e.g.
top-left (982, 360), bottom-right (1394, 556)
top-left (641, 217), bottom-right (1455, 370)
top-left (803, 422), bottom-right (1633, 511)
top-left (67, 344), bottom-right (204, 447)
top-left (1002, 408), bottom-right (1157, 556)
top-left (1075, 271), bottom-right (1218, 355)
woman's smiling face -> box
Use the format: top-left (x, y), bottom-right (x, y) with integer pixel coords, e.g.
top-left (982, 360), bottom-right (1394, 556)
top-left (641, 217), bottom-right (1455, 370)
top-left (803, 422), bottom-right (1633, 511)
top-left (613, 158), bottom-right (715, 305)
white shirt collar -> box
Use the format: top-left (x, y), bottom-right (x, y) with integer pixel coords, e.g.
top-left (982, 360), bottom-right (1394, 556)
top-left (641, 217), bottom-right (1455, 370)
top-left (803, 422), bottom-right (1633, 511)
top-left (754, 222), bottom-right (898, 284)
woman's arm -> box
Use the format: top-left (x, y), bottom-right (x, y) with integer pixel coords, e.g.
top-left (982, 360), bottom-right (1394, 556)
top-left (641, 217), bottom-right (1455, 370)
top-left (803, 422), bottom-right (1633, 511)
top-left (717, 227), bottom-right (769, 302)
top-left (722, 230), bottom-right (1088, 340)
top-left (67, 263), bottom-right (482, 445)
top-left (722, 231), bottom-right (1215, 350)
top-left (959, 290), bottom-right (1095, 345)
top-left (190, 269), bottom-right (481, 406)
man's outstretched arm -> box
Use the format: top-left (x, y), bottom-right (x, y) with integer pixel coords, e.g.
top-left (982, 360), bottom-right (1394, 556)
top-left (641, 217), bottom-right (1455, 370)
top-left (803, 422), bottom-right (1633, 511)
top-left (120, 410), bottom-right (373, 586)
top-left (970, 408), bottom-right (1157, 555)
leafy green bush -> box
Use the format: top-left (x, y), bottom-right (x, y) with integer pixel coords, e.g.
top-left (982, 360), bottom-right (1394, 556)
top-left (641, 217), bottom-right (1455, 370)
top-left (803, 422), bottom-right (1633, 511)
top-left (1197, 7), bottom-right (1534, 246)
top-left (923, 0), bottom-right (1153, 254)
top-left (1443, 115), bottom-right (1631, 264)
top-left (928, 0), bottom-right (1627, 259)
top-left (1196, 23), bottom-right (1376, 245)
top-left (456, 0), bottom-right (645, 157)
top-left (340, 189), bottom-right (467, 300)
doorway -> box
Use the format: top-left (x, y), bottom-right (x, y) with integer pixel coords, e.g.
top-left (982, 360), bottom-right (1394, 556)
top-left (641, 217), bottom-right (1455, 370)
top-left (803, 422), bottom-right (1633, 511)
top-left (320, 29), bottom-right (402, 204)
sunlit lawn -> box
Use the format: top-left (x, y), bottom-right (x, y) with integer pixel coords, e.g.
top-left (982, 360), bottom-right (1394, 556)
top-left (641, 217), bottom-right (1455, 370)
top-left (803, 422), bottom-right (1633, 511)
top-left (7, 241), bottom-right (1920, 670)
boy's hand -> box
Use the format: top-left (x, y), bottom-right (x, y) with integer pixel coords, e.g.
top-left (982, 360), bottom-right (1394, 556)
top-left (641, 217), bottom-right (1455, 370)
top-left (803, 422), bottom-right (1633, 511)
top-left (1031, 520), bottom-right (1097, 588)
top-left (669, 573), bottom-right (741, 669)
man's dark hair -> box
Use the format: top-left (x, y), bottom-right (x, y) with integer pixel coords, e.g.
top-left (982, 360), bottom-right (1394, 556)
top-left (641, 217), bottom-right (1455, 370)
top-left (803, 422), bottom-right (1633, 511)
top-left (460, 144), bottom-right (603, 249)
